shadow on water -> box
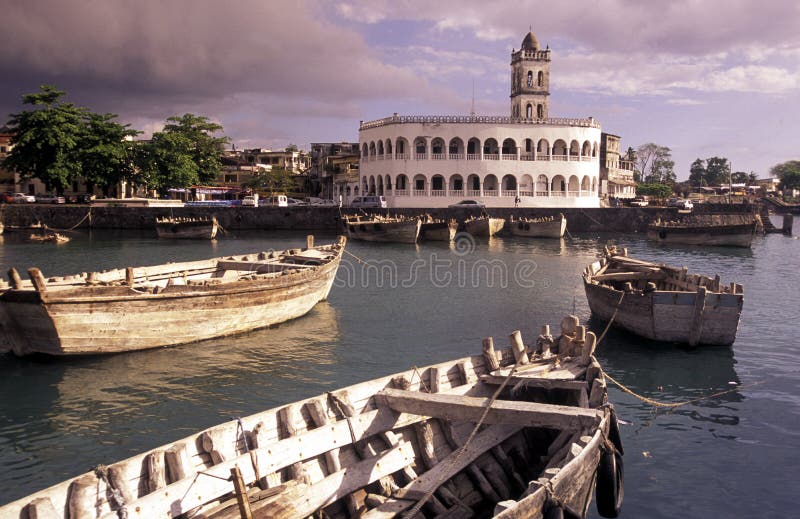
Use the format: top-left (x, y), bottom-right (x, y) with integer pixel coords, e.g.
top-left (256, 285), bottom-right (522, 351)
top-left (0, 302), bottom-right (342, 503)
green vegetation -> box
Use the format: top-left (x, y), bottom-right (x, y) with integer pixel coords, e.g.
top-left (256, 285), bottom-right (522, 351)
top-left (2, 85), bottom-right (228, 195)
top-left (635, 183), bottom-right (673, 199)
top-left (242, 167), bottom-right (296, 197)
top-left (688, 157), bottom-right (733, 187)
top-left (634, 143), bottom-right (676, 185)
top-left (771, 160), bottom-right (800, 191)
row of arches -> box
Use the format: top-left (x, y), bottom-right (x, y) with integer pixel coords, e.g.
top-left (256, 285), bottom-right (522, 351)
top-left (354, 173), bottom-right (597, 197)
top-left (362, 137), bottom-right (598, 161)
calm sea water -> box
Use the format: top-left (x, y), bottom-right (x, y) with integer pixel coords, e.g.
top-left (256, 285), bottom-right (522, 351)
top-left (0, 220), bottom-right (798, 516)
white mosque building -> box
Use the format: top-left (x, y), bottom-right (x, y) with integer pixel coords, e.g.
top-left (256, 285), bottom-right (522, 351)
top-left (355, 30), bottom-right (605, 208)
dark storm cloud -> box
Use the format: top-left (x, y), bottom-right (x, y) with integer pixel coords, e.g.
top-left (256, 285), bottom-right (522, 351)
top-left (0, 0), bottom-right (432, 127)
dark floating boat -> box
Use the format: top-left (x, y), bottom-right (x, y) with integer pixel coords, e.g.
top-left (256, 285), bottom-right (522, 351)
top-left (0, 236), bottom-right (346, 356)
top-left (420, 216), bottom-right (458, 241)
top-left (583, 245), bottom-right (743, 346)
top-left (0, 315), bottom-right (624, 519)
top-left (647, 213), bottom-right (757, 247)
top-left (343, 215), bottom-right (421, 244)
top-left (509, 214), bottom-right (566, 238)
top-left (156, 216), bottom-right (219, 239)
top-left (463, 215), bottom-right (506, 237)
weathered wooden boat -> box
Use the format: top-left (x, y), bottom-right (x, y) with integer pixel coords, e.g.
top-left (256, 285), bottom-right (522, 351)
top-left (583, 245), bottom-right (743, 346)
top-left (343, 215), bottom-right (421, 244)
top-left (647, 214), bottom-right (757, 247)
top-left (0, 315), bottom-right (624, 519)
top-left (156, 216), bottom-right (219, 239)
top-left (28, 232), bottom-right (70, 244)
top-left (509, 214), bottom-right (566, 238)
top-left (464, 216), bottom-right (506, 237)
top-left (420, 217), bottom-right (458, 241)
top-left (0, 235), bottom-right (346, 356)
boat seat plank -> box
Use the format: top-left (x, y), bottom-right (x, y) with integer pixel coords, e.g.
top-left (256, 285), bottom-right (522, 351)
top-left (592, 271), bottom-right (666, 282)
top-left (374, 389), bottom-right (601, 431)
top-left (479, 375), bottom-right (588, 392)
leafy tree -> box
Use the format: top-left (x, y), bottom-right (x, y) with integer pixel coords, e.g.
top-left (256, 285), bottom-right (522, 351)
top-left (2, 85), bottom-right (86, 193)
top-left (79, 112), bottom-right (140, 195)
top-left (730, 171), bottom-right (757, 184)
top-left (244, 167), bottom-right (296, 196)
top-left (705, 157), bottom-right (730, 186)
top-left (635, 143), bottom-right (675, 184)
top-left (636, 183), bottom-right (672, 199)
top-left (136, 114), bottom-right (228, 192)
top-left (771, 160), bottom-right (800, 190)
top-left (688, 158), bottom-right (706, 186)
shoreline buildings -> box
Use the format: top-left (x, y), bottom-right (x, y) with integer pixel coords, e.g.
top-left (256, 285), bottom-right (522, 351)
top-left (355, 30), bottom-right (631, 208)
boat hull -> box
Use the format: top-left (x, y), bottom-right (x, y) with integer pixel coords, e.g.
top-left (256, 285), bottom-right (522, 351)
top-left (583, 277), bottom-right (742, 346)
top-left (647, 224), bottom-right (754, 247)
top-left (0, 241), bottom-right (345, 356)
top-left (345, 218), bottom-right (421, 243)
top-left (464, 217), bottom-right (505, 237)
top-left (420, 221), bottom-right (457, 241)
top-left (509, 215), bottom-right (566, 238)
top-left (155, 218), bottom-right (218, 239)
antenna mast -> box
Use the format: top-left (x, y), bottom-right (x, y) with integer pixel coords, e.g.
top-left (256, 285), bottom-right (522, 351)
top-left (471, 79), bottom-right (475, 116)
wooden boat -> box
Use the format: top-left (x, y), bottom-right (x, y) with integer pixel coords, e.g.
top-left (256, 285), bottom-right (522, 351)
top-left (464, 216), bottom-right (506, 237)
top-left (0, 235), bottom-right (346, 356)
top-left (0, 315), bottom-right (624, 519)
top-left (343, 215), bottom-right (421, 244)
top-left (647, 214), bottom-right (757, 247)
top-left (509, 214), bottom-right (566, 238)
top-left (28, 232), bottom-right (70, 244)
top-left (156, 216), bottom-right (219, 239)
top-left (583, 245), bottom-right (743, 346)
top-left (420, 217), bottom-right (458, 241)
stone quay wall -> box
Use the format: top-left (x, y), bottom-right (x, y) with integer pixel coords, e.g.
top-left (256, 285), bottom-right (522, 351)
top-left (0, 202), bottom-right (760, 234)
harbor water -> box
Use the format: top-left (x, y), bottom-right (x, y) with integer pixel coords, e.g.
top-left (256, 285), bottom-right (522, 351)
top-left (0, 222), bottom-right (798, 516)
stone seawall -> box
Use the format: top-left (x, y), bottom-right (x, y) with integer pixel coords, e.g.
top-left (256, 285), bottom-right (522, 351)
top-left (0, 202), bottom-right (759, 234)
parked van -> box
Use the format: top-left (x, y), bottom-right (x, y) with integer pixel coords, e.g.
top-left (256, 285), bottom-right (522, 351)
top-left (350, 195), bottom-right (387, 208)
top-left (262, 195), bottom-right (288, 207)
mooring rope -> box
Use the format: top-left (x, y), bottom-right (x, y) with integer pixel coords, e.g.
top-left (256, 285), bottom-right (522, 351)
top-left (342, 248), bottom-right (366, 264)
top-left (42, 208), bottom-right (92, 232)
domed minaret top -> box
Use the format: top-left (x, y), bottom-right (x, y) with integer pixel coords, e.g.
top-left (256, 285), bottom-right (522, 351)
top-left (521, 31), bottom-right (539, 51)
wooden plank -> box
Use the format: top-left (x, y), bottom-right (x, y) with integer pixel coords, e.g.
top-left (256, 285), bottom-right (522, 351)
top-left (592, 270), bottom-right (666, 282)
top-left (479, 374), bottom-right (588, 392)
top-left (375, 389), bottom-right (601, 432)
top-left (250, 442), bottom-right (415, 519)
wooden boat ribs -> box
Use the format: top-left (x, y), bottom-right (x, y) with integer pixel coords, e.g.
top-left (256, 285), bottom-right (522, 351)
top-left (0, 316), bottom-right (623, 519)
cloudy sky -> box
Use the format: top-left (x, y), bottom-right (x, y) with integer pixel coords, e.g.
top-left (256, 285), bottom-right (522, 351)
top-left (2, 0), bottom-right (799, 179)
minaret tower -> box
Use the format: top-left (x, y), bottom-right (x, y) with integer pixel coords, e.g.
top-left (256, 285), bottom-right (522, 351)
top-left (510, 30), bottom-right (551, 120)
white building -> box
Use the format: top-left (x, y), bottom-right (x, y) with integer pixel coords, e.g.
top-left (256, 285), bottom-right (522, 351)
top-left (356, 30), bottom-right (606, 208)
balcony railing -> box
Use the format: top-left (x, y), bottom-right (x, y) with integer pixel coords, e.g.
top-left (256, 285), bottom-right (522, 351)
top-left (449, 153), bottom-right (464, 160)
top-left (552, 155), bottom-right (567, 161)
top-left (377, 155), bottom-right (384, 160)
top-left (520, 154), bottom-right (534, 161)
top-left (535, 190), bottom-right (548, 197)
top-left (431, 153), bottom-right (445, 160)
top-left (483, 189), bottom-right (498, 196)
top-left (449, 188), bottom-right (464, 196)
top-left (466, 189), bottom-right (481, 197)
top-left (467, 154), bottom-right (480, 160)
top-left (413, 189), bottom-right (427, 196)
top-left (536, 155), bottom-right (550, 161)
top-left (501, 154), bottom-right (517, 160)
top-left (581, 156), bottom-right (593, 161)
top-left (551, 191), bottom-right (566, 197)
top-left (431, 189), bottom-right (446, 197)
top-left (395, 189), bottom-right (409, 196)
top-left (519, 190), bottom-right (534, 196)
top-left (484, 154), bottom-right (499, 160)
top-left (396, 153), bottom-right (410, 160)
top-left (501, 190), bottom-right (517, 197)
top-left (415, 153), bottom-right (427, 160)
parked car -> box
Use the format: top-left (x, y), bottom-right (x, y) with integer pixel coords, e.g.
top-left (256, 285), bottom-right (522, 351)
top-left (670, 199), bottom-right (693, 210)
top-left (12, 193), bottom-right (36, 203)
top-left (241, 195), bottom-right (259, 207)
top-left (287, 197), bottom-right (307, 206)
top-left (448, 199), bottom-right (486, 209)
top-left (0, 192), bottom-right (15, 203)
top-left (350, 195), bottom-right (387, 208)
top-left (629, 197), bottom-right (649, 207)
top-left (35, 193), bottom-right (66, 204)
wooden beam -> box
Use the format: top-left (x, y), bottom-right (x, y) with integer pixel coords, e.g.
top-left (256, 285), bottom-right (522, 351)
top-left (592, 270), bottom-right (666, 282)
top-left (479, 374), bottom-right (588, 392)
top-left (374, 389), bottom-right (601, 431)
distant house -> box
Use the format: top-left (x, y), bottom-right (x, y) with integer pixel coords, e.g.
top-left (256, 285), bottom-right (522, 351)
top-left (310, 142), bottom-right (360, 199)
top-left (599, 133), bottom-right (636, 200)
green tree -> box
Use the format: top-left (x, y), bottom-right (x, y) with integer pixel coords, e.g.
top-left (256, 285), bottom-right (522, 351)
top-left (771, 160), bottom-right (800, 190)
top-left (635, 143), bottom-right (675, 184)
top-left (136, 114), bottom-right (228, 192)
top-left (79, 112), bottom-right (140, 195)
top-left (636, 183), bottom-right (672, 199)
top-left (705, 157), bottom-right (730, 186)
top-left (244, 167), bottom-right (296, 196)
top-left (688, 158), bottom-right (706, 186)
top-left (2, 85), bottom-right (87, 193)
